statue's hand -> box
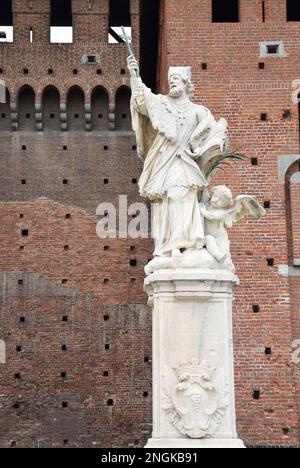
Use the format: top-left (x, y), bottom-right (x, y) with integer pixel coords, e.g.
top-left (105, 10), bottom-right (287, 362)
top-left (199, 205), bottom-right (205, 216)
top-left (184, 147), bottom-right (201, 161)
top-left (127, 55), bottom-right (140, 78)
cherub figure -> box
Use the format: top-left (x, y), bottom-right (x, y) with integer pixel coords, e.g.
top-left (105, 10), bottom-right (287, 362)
top-left (200, 186), bottom-right (265, 264)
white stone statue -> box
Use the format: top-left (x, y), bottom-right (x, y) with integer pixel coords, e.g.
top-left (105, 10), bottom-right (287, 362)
top-left (127, 56), bottom-right (265, 275)
top-left (126, 51), bottom-right (253, 447)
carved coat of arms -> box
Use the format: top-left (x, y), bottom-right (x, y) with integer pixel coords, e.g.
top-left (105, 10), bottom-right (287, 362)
top-left (162, 358), bottom-right (229, 439)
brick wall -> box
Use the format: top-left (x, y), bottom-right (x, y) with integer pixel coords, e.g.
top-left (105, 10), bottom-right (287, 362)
top-left (0, 0), bottom-right (154, 448)
top-left (0, 0), bottom-right (300, 448)
top-left (159, 0), bottom-right (300, 447)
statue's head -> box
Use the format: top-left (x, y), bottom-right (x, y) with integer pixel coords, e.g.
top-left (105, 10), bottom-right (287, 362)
top-left (211, 186), bottom-right (233, 209)
top-left (168, 67), bottom-right (195, 98)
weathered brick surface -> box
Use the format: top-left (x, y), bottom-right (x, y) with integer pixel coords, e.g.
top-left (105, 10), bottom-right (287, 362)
top-left (0, 0), bottom-right (153, 449)
top-left (159, 0), bottom-right (300, 447)
top-left (0, 0), bottom-right (299, 448)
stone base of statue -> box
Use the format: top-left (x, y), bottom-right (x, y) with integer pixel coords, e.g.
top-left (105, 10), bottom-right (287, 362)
top-left (144, 268), bottom-right (245, 449)
top-left (145, 438), bottom-right (245, 448)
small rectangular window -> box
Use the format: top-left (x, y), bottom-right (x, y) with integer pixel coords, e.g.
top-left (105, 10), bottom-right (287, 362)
top-left (267, 44), bottom-right (279, 55)
top-left (260, 41), bottom-right (287, 57)
top-left (87, 55), bottom-right (96, 64)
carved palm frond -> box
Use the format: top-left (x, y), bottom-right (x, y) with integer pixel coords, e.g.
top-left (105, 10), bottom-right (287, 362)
top-left (204, 149), bottom-right (248, 180)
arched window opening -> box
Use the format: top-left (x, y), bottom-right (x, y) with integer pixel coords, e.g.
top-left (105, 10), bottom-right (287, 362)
top-left (18, 86), bottom-right (35, 131)
top-left (109, 0), bottom-right (131, 44)
top-left (50, 0), bottom-right (73, 43)
top-left (0, 0), bottom-right (13, 42)
top-left (115, 87), bottom-right (131, 131)
top-left (285, 160), bottom-right (300, 267)
top-left (0, 340), bottom-right (6, 364)
top-left (0, 88), bottom-right (11, 130)
top-left (42, 86), bottom-right (60, 131)
top-left (212, 0), bottom-right (239, 23)
top-left (91, 87), bottom-right (109, 131)
top-left (67, 86), bottom-right (85, 131)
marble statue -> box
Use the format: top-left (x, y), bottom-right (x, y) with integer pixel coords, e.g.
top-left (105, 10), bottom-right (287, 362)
top-left (126, 52), bottom-right (257, 447)
top-left (127, 56), bottom-right (265, 276)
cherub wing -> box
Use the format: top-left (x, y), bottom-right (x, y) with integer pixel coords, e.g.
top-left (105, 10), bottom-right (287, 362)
top-left (225, 195), bottom-right (266, 228)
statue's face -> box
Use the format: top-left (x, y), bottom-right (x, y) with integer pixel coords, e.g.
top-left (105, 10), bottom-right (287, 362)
top-left (169, 74), bottom-right (186, 98)
top-left (211, 191), bottom-right (229, 209)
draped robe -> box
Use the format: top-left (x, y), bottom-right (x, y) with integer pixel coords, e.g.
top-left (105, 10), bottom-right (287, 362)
top-left (131, 80), bottom-right (214, 256)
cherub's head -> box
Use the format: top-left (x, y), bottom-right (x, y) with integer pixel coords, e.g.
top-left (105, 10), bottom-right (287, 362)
top-left (210, 186), bottom-right (233, 209)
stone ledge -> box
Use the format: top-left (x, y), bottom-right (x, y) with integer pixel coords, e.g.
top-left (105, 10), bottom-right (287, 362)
top-left (144, 269), bottom-right (239, 302)
top-left (278, 265), bottom-right (300, 277)
top-left (145, 438), bottom-right (245, 448)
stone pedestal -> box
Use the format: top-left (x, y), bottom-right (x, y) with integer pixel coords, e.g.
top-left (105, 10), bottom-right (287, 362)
top-left (144, 269), bottom-right (245, 449)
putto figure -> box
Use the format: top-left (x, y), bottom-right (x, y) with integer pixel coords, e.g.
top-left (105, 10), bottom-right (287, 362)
top-left (200, 186), bottom-right (266, 268)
